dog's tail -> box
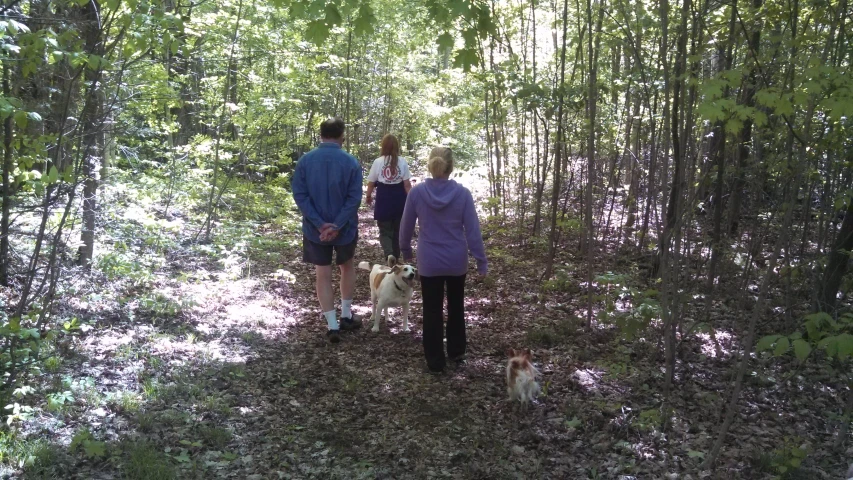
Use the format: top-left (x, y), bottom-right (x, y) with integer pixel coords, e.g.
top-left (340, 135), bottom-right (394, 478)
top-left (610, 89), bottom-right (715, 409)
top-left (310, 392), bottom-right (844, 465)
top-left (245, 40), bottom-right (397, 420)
top-left (387, 255), bottom-right (397, 267)
top-left (358, 261), bottom-right (372, 271)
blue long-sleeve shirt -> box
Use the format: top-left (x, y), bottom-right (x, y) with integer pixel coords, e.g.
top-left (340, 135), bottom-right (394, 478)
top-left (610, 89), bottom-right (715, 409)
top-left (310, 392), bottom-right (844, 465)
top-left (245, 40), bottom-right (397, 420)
top-left (292, 142), bottom-right (363, 245)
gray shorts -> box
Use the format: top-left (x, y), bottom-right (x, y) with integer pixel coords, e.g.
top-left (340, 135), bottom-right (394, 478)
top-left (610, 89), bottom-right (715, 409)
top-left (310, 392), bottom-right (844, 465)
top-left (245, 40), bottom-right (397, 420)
top-left (302, 235), bottom-right (357, 266)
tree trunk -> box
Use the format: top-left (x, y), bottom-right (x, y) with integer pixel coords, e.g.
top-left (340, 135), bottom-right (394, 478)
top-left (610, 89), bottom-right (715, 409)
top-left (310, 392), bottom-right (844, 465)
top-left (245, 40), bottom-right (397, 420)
top-left (726, 0), bottom-right (764, 237)
top-left (817, 197), bottom-right (853, 313)
top-left (1, 63), bottom-right (12, 285)
top-left (585, 0), bottom-right (603, 326)
top-left (660, 0), bottom-right (689, 424)
top-left (77, 0), bottom-right (106, 269)
top-left (542, 0), bottom-right (570, 281)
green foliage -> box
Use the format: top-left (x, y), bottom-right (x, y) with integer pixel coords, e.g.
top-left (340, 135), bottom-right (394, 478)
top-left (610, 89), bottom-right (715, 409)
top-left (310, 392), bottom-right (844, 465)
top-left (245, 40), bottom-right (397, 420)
top-left (123, 442), bottom-right (177, 480)
top-left (135, 292), bottom-right (197, 319)
top-left (196, 424), bottom-right (233, 449)
top-left (69, 429), bottom-right (107, 459)
top-left (526, 318), bottom-right (578, 347)
top-left (46, 391), bottom-right (74, 413)
top-left (594, 273), bottom-right (660, 340)
top-left (634, 408), bottom-right (661, 432)
top-left (0, 300), bottom-right (48, 404)
top-left (753, 438), bottom-right (808, 479)
top-left (110, 391), bottom-right (141, 414)
top-left (0, 432), bottom-right (58, 474)
top-left (757, 312), bottom-right (853, 363)
top-left (542, 267), bottom-right (581, 293)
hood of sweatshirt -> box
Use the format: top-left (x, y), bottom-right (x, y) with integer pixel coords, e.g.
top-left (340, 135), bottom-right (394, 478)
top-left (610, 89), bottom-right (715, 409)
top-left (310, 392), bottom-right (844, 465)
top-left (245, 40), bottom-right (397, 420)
top-left (420, 178), bottom-right (464, 210)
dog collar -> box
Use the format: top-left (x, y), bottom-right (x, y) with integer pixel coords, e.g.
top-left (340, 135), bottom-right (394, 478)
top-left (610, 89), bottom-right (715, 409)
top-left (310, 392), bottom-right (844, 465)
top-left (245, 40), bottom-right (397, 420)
top-left (393, 280), bottom-right (406, 292)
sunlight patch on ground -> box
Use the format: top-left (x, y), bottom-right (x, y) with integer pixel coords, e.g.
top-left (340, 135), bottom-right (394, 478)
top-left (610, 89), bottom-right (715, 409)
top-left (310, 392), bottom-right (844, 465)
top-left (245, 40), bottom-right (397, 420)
top-left (571, 368), bottom-right (604, 391)
top-left (696, 329), bottom-right (734, 358)
top-left (149, 335), bottom-right (247, 363)
top-left (223, 302), bottom-right (280, 325)
top-left (83, 330), bottom-right (134, 356)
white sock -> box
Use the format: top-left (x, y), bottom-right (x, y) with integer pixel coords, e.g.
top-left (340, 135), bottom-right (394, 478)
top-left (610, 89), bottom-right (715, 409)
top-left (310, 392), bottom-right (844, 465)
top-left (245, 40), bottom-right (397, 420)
top-left (341, 299), bottom-right (353, 319)
top-left (324, 310), bottom-right (338, 330)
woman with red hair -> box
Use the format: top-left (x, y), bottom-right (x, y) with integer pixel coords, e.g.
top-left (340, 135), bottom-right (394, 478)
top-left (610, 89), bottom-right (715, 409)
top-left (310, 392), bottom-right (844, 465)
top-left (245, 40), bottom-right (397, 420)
top-left (365, 134), bottom-right (412, 259)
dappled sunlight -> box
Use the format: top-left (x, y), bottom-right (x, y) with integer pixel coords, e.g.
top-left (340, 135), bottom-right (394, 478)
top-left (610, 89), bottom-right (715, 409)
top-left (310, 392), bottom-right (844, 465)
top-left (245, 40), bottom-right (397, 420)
top-left (465, 297), bottom-right (497, 326)
top-left (571, 367), bottom-right (605, 392)
top-left (82, 330), bottom-right (135, 357)
top-left (696, 329), bottom-right (735, 358)
top-left (150, 335), bottom-right (248, 364)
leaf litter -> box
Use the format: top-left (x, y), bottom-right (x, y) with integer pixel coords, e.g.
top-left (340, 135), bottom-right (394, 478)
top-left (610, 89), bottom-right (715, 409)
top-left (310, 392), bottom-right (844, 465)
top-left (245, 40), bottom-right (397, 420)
top-left (9, 209), bottom-right (850, 479)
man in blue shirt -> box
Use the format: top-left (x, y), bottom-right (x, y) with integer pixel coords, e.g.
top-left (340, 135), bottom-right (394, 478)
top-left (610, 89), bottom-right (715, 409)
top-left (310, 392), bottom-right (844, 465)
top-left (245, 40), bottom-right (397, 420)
top-left (292, 118), bottom-right (363, 343)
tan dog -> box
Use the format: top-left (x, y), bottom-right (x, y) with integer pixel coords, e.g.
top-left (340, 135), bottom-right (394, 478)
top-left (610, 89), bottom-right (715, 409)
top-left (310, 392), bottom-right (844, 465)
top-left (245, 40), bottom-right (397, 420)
top-left (506, 349), bottom-right (540, 409)
top-left (358, 256), bottom-right (417, 333)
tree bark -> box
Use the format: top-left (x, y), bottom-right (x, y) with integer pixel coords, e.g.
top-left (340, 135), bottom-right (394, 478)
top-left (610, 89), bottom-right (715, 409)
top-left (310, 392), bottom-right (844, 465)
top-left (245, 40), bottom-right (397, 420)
top-left (585, 0), bottom-right (603, 326)
top-left (542, 0), bottom-right (570, 281)
top-left (726, 0), bottom-right (764, 237)
top-left (817, 197), bottom-right (853, 313)
top-left (1, 63), bottom-right (12, 285)
top-left (77, 0), bottom-right (106, 269)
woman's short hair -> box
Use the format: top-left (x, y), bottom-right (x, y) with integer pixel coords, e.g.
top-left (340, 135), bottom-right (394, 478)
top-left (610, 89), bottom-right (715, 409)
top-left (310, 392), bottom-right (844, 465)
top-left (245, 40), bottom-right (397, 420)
top-left (428, 146), bottom-right (453, 178)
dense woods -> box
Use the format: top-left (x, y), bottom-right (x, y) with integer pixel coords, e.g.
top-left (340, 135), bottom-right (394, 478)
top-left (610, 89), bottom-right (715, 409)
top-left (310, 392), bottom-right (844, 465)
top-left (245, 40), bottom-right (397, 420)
top-left (1, 0), bottom-right (852, 477)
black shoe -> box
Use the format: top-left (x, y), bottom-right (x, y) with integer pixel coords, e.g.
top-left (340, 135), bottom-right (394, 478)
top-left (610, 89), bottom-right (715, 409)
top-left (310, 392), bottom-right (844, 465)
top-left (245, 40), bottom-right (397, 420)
top-left (340, 314), bottom-right (362, 331)
top-left (424, 365), bottom-right (445, 375)
top-left (327, 329), bottom-right (341, 343)
top-left (449, 353), bottom-right (467, 364)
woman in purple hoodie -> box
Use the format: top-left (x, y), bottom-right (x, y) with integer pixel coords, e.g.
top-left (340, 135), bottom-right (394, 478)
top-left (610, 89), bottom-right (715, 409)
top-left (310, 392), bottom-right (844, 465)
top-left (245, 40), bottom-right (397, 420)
top-left (400, 147), bottom-right (488, 373)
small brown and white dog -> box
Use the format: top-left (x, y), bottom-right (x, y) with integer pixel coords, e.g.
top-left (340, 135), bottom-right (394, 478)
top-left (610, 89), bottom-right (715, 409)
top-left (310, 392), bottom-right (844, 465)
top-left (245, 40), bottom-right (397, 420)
top-left (506, 349), bottom-right (540, 409)
top-left (358, 256), bottom-right (417, 333)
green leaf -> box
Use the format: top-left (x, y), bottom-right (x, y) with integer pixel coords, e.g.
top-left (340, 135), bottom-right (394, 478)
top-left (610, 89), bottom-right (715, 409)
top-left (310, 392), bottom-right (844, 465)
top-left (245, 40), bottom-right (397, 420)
top-left (688, 450), bottom-right (705, 459)
top-left (13, 110), bottom-right (28, 129)
top-left (819, 336), bottom-right (838, 358)
top-left (87, 55), bottom-right (102, 71)
top-left (449, 0), bottom-right (470, 16)
top-left (305, 20), bottom-right (330, 45)
top-left (452, 47), bottom-right (479, 72)
top-left (83, 440), bottom-right (106, 458)
top-left (756, 334), bottom-right (781, 352)
top-left (773, 336), bottom-right (790, 357)
top-left (564, 417), bottom-right (581, 428)
top-left (46, 166), bottom-right (59, 184)
top-left (324, 4), bottom-right (342, 26)
top-left (437, 32), bottom-right (454, 51)
top-left (792, 339), bottom-right (811, 362)
top-left (837, 333), bottom-right (853, 359)
top-left (353, 3), bottom-right (376, 36)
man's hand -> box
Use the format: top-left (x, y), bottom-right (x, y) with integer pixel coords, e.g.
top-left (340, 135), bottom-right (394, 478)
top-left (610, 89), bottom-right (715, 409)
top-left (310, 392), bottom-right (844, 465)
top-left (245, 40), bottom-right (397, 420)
top-left (365, 195), bottom-right (374, 206)
top-left (321, 230), bottom-right (339, 242)
top-left (319, 223), bottom-right (339, 242)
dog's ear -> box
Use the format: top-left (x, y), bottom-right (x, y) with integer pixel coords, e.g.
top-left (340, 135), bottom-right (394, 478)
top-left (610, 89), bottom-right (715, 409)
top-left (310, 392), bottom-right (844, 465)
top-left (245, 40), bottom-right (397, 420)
top-left (506, 348), bottom-right (516, 358)
top-left (523, 349), bottom-right (532, 359)
top-left (387, 255), bottom-right (397, 267)
top-left (391, 265), bottom-right (402, 275)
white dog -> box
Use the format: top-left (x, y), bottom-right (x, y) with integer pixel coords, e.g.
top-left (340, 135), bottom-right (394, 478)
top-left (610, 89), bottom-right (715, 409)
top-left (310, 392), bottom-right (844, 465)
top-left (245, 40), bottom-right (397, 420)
top-left (358, 256), bottom-right (417, 333)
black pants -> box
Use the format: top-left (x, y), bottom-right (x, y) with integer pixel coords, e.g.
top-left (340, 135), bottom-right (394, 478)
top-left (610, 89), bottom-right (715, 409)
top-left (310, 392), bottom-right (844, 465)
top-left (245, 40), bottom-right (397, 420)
top-left (377, 217), bottom-right (401, 260)
top-left (421, 274), bottom-right (466, 372)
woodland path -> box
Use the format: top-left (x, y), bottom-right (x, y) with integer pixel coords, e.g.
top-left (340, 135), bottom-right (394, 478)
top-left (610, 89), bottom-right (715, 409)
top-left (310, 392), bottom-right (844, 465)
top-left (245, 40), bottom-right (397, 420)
top-left (31, 208), bottom-right (844, 480)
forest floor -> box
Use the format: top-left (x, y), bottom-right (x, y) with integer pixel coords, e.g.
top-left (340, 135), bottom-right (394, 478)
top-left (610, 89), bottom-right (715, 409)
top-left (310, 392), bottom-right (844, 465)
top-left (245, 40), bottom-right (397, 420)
top-left (3, 180), bottom-right (850, 480)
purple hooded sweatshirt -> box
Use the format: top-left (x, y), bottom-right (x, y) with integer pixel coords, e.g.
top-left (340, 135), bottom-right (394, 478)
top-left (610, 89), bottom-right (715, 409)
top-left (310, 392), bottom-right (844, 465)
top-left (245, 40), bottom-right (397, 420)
top-left (399, 178), bottom-right (488, 277)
